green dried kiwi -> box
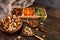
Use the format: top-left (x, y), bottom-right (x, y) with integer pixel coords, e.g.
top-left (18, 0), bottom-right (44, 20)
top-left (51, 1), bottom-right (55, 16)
top-left (35, 7), bottom-right (46, 21)
top-left (35, 8), bottom-right (46, 16)
top-left (40, 8), bottom-right (46, 21)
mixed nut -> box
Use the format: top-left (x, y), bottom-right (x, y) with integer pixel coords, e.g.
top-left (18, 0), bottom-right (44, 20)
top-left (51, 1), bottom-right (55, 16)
top-left (27, 19), bottom-right (38, 27)
top-left (0, 7), bottom-right (47, 32)
top-left (0, 15), bottom-right (23, 33)
top-left (0, 7), bottom-right (47, 40)
top-left (0, 7), bottom-right (47, 33)
top-left (22, 26), bottom-right (44, 40)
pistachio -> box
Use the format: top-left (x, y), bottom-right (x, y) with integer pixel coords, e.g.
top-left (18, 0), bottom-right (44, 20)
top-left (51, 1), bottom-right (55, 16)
top-left (42, 35), bottom-right (45, 38)
top-left (14, 22), bottom-right (17, 26)
top-left (18, 36), bottom-right (21, 39)
top-left (13, 28), bottom-right (16, 30)
top-left (36, 28), bottom-right (39, 31)
top-left (40, 22), bottom-right (44, 25)
top-left (1, 19), bottom-right (4, 24)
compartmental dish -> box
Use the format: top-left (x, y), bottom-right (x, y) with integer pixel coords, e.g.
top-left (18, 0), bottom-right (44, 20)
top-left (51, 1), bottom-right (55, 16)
top-left (11, 7), bottom-right (47, 19)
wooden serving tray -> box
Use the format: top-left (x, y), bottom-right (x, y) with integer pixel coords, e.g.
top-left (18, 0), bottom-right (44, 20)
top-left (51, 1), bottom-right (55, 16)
top-left (11, 7), bottom-right (47, 19)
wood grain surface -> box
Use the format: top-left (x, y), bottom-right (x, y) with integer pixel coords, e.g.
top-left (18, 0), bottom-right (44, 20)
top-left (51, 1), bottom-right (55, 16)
top-left (0, 8), bottom-right (60, 40)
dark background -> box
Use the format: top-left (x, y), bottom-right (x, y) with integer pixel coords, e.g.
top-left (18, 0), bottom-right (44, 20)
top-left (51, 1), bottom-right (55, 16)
top-left (34, 0), bottom-right (60, 9)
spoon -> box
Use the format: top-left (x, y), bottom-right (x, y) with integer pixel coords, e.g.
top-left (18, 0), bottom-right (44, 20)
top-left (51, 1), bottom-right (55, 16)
top-left (22, 26), bottom-right (44, 40)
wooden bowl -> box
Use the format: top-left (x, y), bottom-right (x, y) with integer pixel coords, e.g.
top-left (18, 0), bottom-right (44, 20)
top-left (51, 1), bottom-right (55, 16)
top-left (0, 15), bottom-right (23, 33)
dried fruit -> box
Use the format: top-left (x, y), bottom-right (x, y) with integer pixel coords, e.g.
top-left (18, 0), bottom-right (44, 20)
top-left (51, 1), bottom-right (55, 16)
top-left (11, 8), bottom-right (23, 16)
top-left (23, 8), bottom-right (34, 16)
top-left (35, 8), bottom-right (47, 21)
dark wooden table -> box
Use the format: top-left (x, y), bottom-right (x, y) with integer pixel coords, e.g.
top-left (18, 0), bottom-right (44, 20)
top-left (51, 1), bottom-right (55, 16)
top-left (0, 8), bottom-right (60, 40)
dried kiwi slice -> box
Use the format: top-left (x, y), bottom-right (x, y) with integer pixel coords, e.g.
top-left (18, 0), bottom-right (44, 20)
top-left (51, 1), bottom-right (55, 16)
top-left (35, 7), bottom-right (47, 21)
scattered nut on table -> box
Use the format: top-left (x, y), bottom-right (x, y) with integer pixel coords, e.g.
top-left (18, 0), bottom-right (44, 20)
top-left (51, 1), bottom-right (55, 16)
top-left (18, 36), bottom-right (21, 39)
